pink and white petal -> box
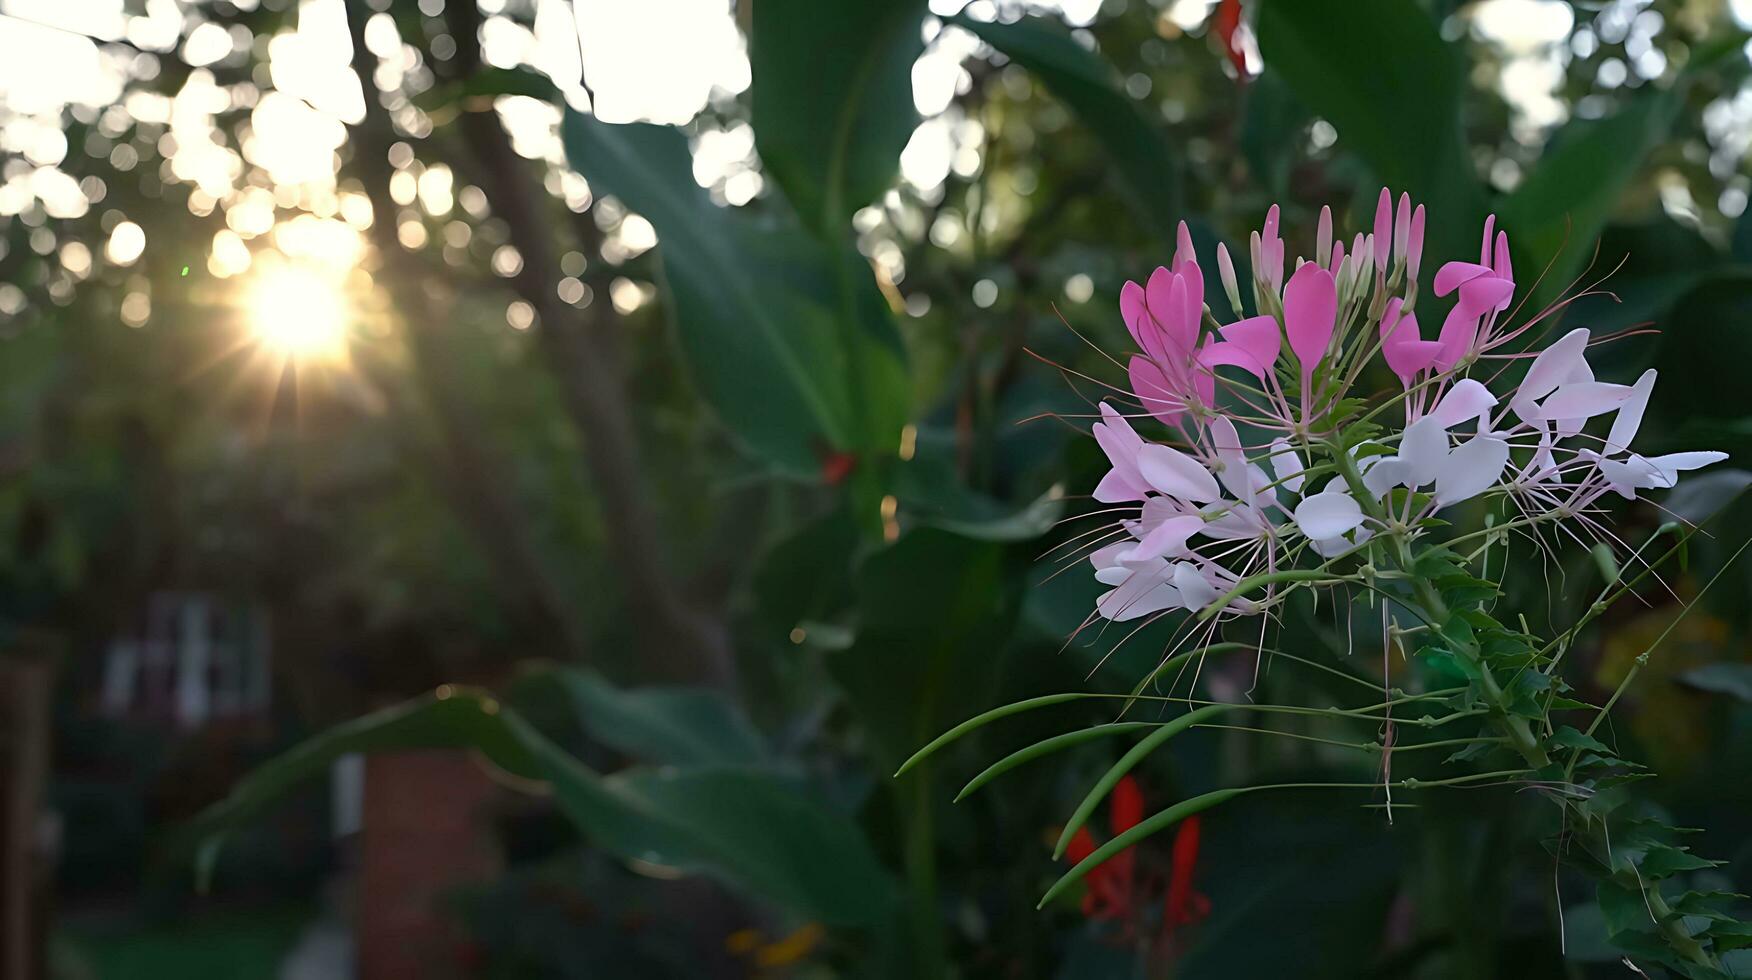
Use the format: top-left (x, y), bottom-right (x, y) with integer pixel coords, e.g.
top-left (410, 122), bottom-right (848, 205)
top-left (1098, 570), bottom-right (1182, 622)
top-left (1293, 491), bottom-right (1366, 540)
top-left (1129, 356), bottom-right (1185, 427)
top-left (1408, 205), bottom-right (1427, 277)
top-left (1373, 188), bottom-right (1392, 271)
top-left (1596, 454), bottom-right (1657, 499)
top-left (1198, 340), bottom-right (1269, 382)
top-left (1219, 314), bottom-right (1282, 372)
top-left (1399, 415), bottom-right (1450, 487)
top-left (1120, 514), bottom-right (1203, 562)
top-left (1093, 467), bottom-right (1147, 503)
top-left (1137, 443), bottom-right (1221, 502)
top-left (1646, 451), bottom-right (1729, 486)
top-left (1456, 274), bottom-right (1514, 316)
top-left (1176, 266), bottom-right (1204, 351)
top-left (1433, 435), bottom-right (1510, 506)
top-left (1513, 327), bottom-right (1591, 420)
top-left (1174, 221), bottom-right (1197, 271)
top-left (1283, 262), bottom-right (1337, 380)
top-left (1267, 438), bottom-right (1306, 494)
top-left (1434, 261), bottom-right (1491, 297)
top-left (1362, 455), bottom-right (1412, 499)
top-left (1206, 415), bottom-right (1257, 502)
top-left (1199, 505), bottom-right (1263, 540)
top-left (1427, 378), bottom-right (1498, 430)
top-left (1492, 230), bottom-right (1512, 282)
top-left (1172, 562), bottom-right (1221, 612)
top-left (1605, 369), bottom-right (1656, 454)
top-left (1433, 304), bottom-right (1480, 372)
top-left (1541, 381), bottom-right (1633, 425)
top-left (1090, 541), bottom-right (1137, 572)
top-left (1120, 280), bottom-right (1148, 350)
top-left (1385, 339), bottom-right (1443, 385)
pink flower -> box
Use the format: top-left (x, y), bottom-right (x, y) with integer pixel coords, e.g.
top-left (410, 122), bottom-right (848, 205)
top-left (1074, 189), bottom-right (1724, 637)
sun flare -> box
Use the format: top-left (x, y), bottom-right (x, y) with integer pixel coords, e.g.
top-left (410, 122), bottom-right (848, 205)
top-left (245, 264), bottom-right (351, 360)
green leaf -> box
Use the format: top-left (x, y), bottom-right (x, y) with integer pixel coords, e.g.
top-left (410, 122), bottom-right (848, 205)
top-left (1677, 663), bottom-right (1752, 704)
top-left (1500, 86), bottom-right (1683, 306)
top-left (1040, 787), bottom-right (1247, 908)
top-left (1054, 704), bottom-right (1234, 858)
top-left (835, 528), bottom-right (1021, 766)
top-left (1708, 920), bottom-right (1752, 953)
top-left (544, 668), bottom-right (769, 766)
top-left (184, 690), bottom-right (893, 925)
top-left (956, 722), bottom-right (1158, 801)
top-left (896, 691), bottom-right (1088, 776)
top-left (1640, 842), bottom-right (1723, 879)
top-left (953, 15), bottom-right (1182, 244)
top-left (749, 0), bottom-right (927, 234)
top-left (752, 506), bottom-right (861, 634)
top-left (1598, 878), bottom-right (1655, 939)
top-left (1668, 890), bottom-right (1749, 923)
top-left (559, 112), bottom-right (908, 474)
top-left (1548, 725), bottom-right (1613, 755)
top-left (1257, 0), bottom-right (1484, 265)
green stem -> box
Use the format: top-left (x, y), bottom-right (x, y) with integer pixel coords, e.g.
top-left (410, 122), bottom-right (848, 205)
top-left (900, 772), bottom-right (943, 976)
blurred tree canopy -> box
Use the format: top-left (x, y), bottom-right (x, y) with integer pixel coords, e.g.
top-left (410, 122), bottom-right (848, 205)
top-left (6, 0), bottom-right (1752, 977)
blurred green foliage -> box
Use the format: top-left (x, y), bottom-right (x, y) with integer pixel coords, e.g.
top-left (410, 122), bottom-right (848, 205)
top-left (5, 0), bottom-right (1752, 976)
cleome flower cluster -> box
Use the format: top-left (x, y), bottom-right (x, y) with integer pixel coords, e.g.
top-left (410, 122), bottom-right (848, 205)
top-left (1085, 190), bottom-right (1726, 627)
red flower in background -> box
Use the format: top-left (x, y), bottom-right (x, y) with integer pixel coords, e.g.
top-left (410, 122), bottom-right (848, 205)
top-left (1061, 775), bottom-right (1210, 947)
top-left (1212, 0), bottom-right (1250, 80)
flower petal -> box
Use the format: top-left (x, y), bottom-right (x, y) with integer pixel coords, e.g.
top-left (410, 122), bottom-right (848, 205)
top-left (1120, 280), bottom-right (1148, 350)
top-left (1456, 274), bottom-right (1514, 316)
top-left (1098, 570), bottom-right (1182, 622)
top-left (1373, 187), bottom-right (1392, 272)
top-left (1434, 261), bottom-right (1491, 297)
top-left (1433, 303), bottom-right (1479, 372)
top-left (1645, 450), bottom-right (1729, 487)
top-left (1605, 369), bottom-right (1655, 454)
top-left (1385, 339), bottom-right (1443, 385)
top-left (1399, 415), bottom-right (1449, 487)
top-left (1093, 402), bottom-right (1146, 490)
top-left (1206, 415), bottom-right (1256, 502)
top-left (1197, 340), bottom-right (1268, 381)
top-left (1541, 381), bottom-right (1632, 427)
top-left (1512, 328), bottom-right (1592, 422)
top-left (1293, 491), bottom-right (1365, 540)
top-left (1120, 514), bottom-right (1202, 562)
top-left (1219, 314), bottom-right (1281, 374)
top-left (1137, 443), bottom-right (1220, 502)
top-left (1129, 356), bottom-right (1185, 427)
top-left (1427, 378), bottom-right (1498, 431)
top-left (1093, 468), bottom-right (1145, 503)
top-left (1361, 455), bottom-right (1411, 499)
top-left (1283, 262), bottom-right (1337, 383)
top-left (1173, 562), bottom-right (1220, 612)
top-left (1434, 435), bottom-right (1510, 506)
top-left (1267, 438), bottom-right (1306, 494)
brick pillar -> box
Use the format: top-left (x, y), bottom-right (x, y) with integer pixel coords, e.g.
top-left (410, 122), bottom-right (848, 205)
top-left (358, 751), bottom-right (501, 979)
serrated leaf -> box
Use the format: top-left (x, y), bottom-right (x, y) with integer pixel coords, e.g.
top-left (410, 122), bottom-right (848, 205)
top-left (1640, 842), bottom-right (1723, 879)
top-left (1548, 725), bottom-right (1613, 755)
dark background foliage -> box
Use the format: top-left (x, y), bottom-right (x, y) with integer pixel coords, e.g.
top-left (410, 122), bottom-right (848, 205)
top-left (3, 0), bottom-right (1752, 977)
